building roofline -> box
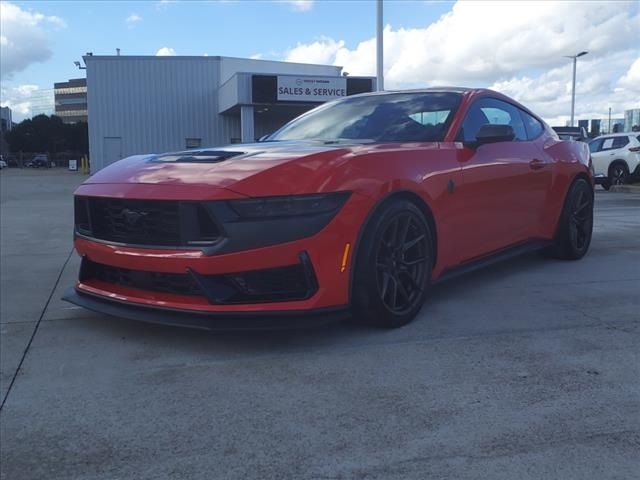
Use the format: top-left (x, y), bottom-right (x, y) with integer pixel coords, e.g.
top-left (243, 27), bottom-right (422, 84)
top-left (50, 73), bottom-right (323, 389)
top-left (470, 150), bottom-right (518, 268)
top-left (82, 54), bottom-right (343, 70)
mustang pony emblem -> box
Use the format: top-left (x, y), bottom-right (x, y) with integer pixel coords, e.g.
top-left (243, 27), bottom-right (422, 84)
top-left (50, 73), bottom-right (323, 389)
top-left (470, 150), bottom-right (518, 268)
top-left (122, 208), bottom-right (148, 227)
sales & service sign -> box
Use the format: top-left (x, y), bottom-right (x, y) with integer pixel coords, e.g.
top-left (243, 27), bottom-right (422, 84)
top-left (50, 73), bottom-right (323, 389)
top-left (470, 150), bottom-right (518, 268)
top-left (277, 76), bottom-right (347, 102)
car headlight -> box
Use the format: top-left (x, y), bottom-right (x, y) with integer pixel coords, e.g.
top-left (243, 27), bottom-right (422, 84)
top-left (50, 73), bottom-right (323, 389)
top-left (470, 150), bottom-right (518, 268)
top-left (228, 192), bottom-right (351, 219)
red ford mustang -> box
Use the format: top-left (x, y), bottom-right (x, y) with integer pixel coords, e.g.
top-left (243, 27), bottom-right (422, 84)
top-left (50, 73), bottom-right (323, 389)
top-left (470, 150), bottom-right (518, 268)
top-left (64, 88), bottom-right (594, 329)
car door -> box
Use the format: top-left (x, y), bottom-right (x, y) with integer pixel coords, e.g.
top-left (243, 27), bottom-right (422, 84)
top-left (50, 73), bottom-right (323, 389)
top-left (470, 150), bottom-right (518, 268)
top-left (591, 136), bottom-right (617, 176)
top-left (453, 97), bottom-right (551, 262)
top-left (588, 138), bottom-right (606, 176)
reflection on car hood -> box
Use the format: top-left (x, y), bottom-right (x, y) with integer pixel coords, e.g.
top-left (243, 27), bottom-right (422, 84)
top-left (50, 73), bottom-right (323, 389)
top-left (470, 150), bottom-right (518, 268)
top-left (83, 140), bottom-right (360, 190)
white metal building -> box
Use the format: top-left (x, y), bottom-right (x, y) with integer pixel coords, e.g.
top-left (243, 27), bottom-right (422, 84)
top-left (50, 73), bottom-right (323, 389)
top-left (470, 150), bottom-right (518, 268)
top-left (84, 55), bottom-right (375, 172)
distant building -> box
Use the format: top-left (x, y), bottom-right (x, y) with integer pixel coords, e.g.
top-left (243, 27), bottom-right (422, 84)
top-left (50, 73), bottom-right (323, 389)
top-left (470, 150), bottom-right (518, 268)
top-left (625, 108), bottom-right (640, 132)
top-left (30, 89), bottom-right (55, 117)
top-left (0, 106), bottom-right (12, 132)
top-left (0, 106), bottom-right (12, 155)
top-left (54, 78), bottom-right (87, 123)
top-left (576, 117), bottom-right (625, 136)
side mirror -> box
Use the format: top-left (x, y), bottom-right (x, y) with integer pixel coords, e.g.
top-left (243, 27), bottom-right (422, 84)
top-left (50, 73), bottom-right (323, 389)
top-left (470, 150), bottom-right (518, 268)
top-left (257, 134), bottom-right (270, 142)
top-left (473, 124), bottom-right (515, 146)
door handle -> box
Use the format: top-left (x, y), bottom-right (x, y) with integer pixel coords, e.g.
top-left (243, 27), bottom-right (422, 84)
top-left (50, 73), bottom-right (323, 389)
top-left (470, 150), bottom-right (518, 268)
top-left (529, 159), bottom-right (546, 170)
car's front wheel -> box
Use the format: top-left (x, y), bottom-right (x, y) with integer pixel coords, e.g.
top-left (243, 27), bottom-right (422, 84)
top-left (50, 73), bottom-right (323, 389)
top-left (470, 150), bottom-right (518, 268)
top-left (352, 199), bottom-right (433, 328)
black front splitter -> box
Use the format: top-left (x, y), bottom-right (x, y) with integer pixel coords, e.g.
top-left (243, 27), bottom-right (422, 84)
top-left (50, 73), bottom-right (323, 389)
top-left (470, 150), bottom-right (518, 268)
top-left (62, 287), bottom-right (351, 332)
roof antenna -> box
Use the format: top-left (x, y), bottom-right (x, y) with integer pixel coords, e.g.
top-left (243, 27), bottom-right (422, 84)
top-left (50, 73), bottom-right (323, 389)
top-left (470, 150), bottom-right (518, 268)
top-left (116, 48), bottom-right (121, 56)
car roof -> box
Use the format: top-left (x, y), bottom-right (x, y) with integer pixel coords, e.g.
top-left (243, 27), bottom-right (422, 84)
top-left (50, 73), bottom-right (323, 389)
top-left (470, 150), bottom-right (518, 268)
top-left (347, 87), bottom-right (474, 98)
top-left (594, 132), bottom-right (636, 138)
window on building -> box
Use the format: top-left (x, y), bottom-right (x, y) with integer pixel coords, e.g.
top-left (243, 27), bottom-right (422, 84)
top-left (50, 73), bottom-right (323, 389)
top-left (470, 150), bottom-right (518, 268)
top-left (185, 138), bottom-right (202, 149)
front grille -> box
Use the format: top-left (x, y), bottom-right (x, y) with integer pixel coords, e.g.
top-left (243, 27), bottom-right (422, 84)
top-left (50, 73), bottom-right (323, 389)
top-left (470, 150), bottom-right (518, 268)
top-left (91, 198), bottom-right (181, 245)
top-left (80, 257), bottom-right (317, 304)
top-left (75, 197), bottom-right (221, 247)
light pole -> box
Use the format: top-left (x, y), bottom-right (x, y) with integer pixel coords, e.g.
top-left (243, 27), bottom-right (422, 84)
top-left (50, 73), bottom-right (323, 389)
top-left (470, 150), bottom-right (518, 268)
top-left (565, 51), bottom-right (588, 127)
top-left (376, 0), bottom-right (384, 91)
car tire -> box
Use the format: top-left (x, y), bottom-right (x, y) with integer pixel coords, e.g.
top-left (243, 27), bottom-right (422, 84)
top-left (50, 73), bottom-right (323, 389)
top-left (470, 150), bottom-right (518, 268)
top-left (608, 162), bottom-right (629, 187)
top-left (352, 199), bottom-right (433, 328)
top-left (547, 177), bottom-right (593, 260)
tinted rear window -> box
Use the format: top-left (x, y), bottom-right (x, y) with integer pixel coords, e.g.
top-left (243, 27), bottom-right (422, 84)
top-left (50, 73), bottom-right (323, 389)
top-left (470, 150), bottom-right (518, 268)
top-left (521, 110), bottom-right (544, 139)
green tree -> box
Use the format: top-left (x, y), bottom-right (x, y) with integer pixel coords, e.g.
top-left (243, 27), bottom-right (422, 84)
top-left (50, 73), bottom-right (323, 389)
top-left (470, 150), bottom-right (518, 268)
top-left (5, 115), bottom-right (88, 154)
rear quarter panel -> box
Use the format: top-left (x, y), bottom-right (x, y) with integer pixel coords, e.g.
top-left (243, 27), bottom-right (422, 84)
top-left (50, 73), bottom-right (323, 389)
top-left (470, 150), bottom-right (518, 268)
top-left (539, 136), bottom-right (592, 238)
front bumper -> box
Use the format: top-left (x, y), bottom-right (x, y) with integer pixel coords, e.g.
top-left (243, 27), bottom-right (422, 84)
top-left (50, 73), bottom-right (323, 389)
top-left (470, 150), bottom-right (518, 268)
top-left (63, 287), bottom-right (350, 331)
top-left (65, 187), bottom-right (374, 328)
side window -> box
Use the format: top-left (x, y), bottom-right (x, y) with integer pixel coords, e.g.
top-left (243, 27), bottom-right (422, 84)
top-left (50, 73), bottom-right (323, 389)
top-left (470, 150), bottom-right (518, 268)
top-left (588, 139), bottom-right (603, 153)
top-left (520, 110), bottom-right (544, 139)
top-left (600, 137), bottom-right (615, 151)
top-left (458, 98), bottom-right (527, 142)
top-left (612, 136), bottom-right (630, 149)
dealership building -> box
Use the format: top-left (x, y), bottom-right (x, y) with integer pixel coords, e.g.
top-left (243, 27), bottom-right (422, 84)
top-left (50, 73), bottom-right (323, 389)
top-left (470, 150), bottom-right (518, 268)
top-left (84, 55), bottom-right (375, 172)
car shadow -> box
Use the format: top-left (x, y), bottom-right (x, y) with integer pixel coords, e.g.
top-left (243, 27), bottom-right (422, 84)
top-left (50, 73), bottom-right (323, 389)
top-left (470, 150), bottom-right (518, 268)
top-left (77, 251), bottom-right (550, 361)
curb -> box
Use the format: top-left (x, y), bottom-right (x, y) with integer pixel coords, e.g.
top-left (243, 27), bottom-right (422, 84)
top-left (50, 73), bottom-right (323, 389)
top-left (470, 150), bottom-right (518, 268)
top-left (609, 184), bottom-right (640, 193)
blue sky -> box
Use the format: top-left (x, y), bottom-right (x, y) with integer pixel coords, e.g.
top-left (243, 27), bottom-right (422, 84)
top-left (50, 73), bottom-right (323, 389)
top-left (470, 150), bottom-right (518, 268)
top-left (5, 0), bottom-right (452, 90)
top-left (1, 1), bottom-right (639, 124)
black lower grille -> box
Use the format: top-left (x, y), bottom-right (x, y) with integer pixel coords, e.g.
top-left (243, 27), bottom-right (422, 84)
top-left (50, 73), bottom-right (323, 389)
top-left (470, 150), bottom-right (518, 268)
top-left (75, 197), bottom-right (221, 247)
top-left (81, 257), bottom-right (317, 304)
top-left (83, 259), bottom-right (201, 296)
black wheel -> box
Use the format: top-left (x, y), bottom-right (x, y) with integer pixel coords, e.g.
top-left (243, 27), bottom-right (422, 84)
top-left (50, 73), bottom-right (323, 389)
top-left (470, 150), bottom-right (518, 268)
top-left (548, 178), bottom-right (593, 260)
top-left (608, 163), bottom-right (628, 186)
top-left (352, 199), bottom-right (432, 328)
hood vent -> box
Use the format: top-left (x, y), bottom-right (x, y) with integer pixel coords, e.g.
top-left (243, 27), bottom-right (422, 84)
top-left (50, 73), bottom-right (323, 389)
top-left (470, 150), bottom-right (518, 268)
top-left (151, 150), bottom-right (245, 163)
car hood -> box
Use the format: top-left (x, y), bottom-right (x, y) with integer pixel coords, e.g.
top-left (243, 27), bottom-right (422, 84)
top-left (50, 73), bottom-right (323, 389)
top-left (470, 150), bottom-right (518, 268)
top-left (84, 140), bottom-right (364, 196)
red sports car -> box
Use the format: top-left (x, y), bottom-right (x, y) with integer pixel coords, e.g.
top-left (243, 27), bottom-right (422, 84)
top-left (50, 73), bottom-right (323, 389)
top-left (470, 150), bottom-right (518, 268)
top-left (64, 88), bottom-right (594, 329)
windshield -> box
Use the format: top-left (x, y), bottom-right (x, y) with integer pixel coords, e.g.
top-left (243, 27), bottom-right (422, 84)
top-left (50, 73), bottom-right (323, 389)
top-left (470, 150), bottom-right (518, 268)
top-left (269, 92), bottom-right (462, 143)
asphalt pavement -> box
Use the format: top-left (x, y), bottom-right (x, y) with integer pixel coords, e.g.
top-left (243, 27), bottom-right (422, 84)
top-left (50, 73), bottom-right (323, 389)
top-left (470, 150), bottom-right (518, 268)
top-left (1, 168), bottom-right (639, 480)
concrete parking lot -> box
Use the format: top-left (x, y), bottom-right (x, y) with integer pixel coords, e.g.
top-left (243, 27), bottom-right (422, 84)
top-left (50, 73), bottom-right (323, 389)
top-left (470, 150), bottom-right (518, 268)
top-left (1, 168), bottom-right (639, 480)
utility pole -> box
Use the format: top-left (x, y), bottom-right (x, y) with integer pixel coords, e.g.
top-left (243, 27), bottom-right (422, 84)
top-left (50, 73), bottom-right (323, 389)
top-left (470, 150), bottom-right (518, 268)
top-left (565, 51), bottom-right (588, 127)
top-left (376, 0), bottom-right (384, 91)
top-left (608, 107), bottom-right (612, 134)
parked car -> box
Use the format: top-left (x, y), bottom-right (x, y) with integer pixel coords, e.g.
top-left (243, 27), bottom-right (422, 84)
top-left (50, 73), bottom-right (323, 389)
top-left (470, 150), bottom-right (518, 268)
top-left (0, 157), bottom-right (7, 169)
top-left (588, 133), bottom-right (640, 189)
top-left (552, 126), bottom-right (589, 142)
top-left (64, 88), bottom-right (593, 330)
top-left (26, 154), bottom-right (51, 168)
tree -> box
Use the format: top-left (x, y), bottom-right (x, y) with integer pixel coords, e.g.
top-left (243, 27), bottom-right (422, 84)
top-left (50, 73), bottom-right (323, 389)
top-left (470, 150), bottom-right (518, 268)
top-left (5, 115), bottom-right (88, 154)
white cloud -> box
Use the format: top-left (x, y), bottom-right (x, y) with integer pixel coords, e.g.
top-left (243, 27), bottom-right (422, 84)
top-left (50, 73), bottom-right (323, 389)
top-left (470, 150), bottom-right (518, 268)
top-left (156, 47), bottom-right (176, 56)
top-left (286, 37), bottom-right (344, 65)
top-left (616, 57), bottom-right (640, 94)
top-left (283, 1), bottom-right (640, 123)
top-left (0, 2), bottom-right (67, 79)
top-left (125, 13), bottom-right (142, 27)
top-left (155, 0), bottom-right (176, 10)
top-left (0, 84), bottom-right (40, 118)
top-left (249, 53), bottom-right (263, 60)
top-left (281, 0), bottom-right (314, 12)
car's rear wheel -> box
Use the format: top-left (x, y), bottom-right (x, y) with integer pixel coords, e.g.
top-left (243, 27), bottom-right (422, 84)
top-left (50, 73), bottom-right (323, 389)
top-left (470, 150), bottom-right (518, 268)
top-left (352, 199), bottom-right (432, 328)
top-left (548, 178), bottom-right (593, 260)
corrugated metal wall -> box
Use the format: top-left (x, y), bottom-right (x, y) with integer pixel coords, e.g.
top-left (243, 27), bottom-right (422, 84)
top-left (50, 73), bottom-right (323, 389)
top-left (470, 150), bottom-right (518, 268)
top-left (86, 56), bottom-right (240, 172)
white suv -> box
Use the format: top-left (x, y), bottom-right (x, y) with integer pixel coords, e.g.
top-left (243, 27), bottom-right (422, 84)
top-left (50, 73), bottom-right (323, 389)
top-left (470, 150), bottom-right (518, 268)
top-left (589, 132), bottom-right (640, 189)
